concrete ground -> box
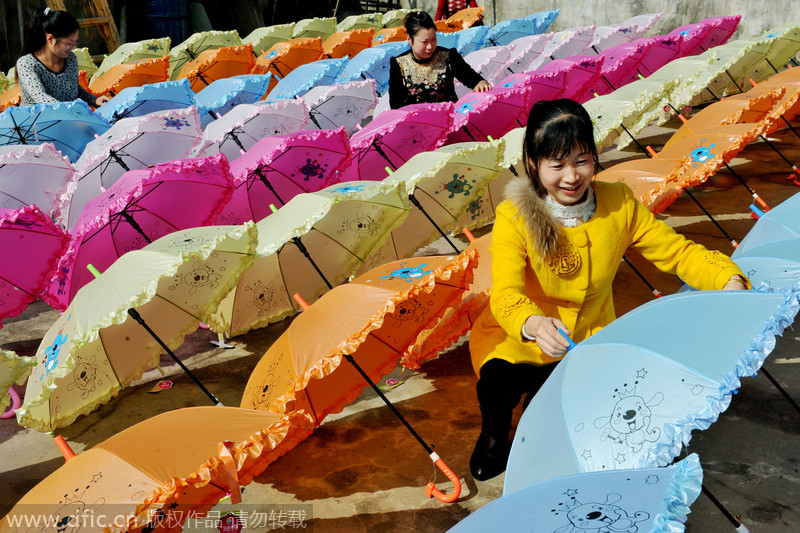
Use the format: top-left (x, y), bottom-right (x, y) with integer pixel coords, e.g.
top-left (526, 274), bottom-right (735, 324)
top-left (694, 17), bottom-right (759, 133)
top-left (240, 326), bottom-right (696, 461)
top-left (2, 118), bottom-right (800, 532)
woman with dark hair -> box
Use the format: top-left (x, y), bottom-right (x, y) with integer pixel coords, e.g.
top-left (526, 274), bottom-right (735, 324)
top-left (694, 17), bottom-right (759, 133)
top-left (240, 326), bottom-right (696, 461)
top-left (388, 10), bottom-right (490, 109)
top-left (15, 7), bottom-right (109, 107)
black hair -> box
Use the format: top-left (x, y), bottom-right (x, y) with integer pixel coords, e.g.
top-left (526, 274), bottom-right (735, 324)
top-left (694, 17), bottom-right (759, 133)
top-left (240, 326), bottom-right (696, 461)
top-left (21, 8), bottom-right (79, 56)
top-left (403, 11), bottom-right (436, 39)
top-left (522, 98), bottom-right (598, 198)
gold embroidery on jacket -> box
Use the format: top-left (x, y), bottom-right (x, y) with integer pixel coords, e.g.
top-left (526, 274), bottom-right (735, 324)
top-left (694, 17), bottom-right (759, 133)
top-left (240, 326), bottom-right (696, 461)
top-left (497, 293), bottom-right (532, 318)
top-left (546, 240), bottom-right (581, 276)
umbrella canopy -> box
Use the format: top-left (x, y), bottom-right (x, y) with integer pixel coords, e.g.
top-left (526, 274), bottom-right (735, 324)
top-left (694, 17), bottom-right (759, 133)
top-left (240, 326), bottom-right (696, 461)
top-left (195, 73), bottom-right (272, 128)
top-left (382, 9), bottom-right (415, 28)
top-left (537, 55), bottom-right (605, 103)
top-left (504, 288), bottom-right (800, 495)
top-left (441, 7), bottom-right (485, 31)
top-left (1, 349), bottom-right (34, 412)
top-left (636, 35), bottom-right (685, 76)
top-left (18, 223), bottom-right (257, 431)
top-left (240, 250), bottom-right (477, 424)
top-left (345, 102), bottom-right (455, 181)
top-left (195, 99), bottom-right (310, 161)
top-left (455, 26), bottom-right (490, 56)
top-left (88, 55), bottom-right (170, 98)
top-left (3, 407), bottom-right (312, 532)
top-left (0, 143), bottom-right (75, 216)
top-left (735, 191), bottom-right (800, 255)
top-left (168, 29), bottom-right (242, 80)
top-left (62, 107), bottom-right (204, 230)
top-left (95, 79), bottom-right (197, 124)
top-left (451, 455), bottom-right (702, 532)
top-left (462, 47), bottom-right (513, 87)
top-left (73, 48), bottom-right (98, 79)
top-left (0, 101), bottom-right (111, 162)
top-left (211, 180), bottom-right (411, 337)
top-left (336, 13), bottom-right (383, 32)
top-left (178, 44), bottom-right (256, 93)
top-left (594, 156), bottom-right (685, 212)
top-left (668, 15), bottom-right (741, 56)
top-left (323, 28), bottom-right (375, 58)
top-left (217, 127), bottom-right (352, 225)
top-left (587, 39), bottom-right (654, 96)
top-left (372, 26), bottom-right (408, 46)
top-left (91, 37), bottom-right (171, 82)
top-left (292, 16), bottom-right (337, 40)
top-left (49, 153), bottom-right (235, 310)
top-left (0, 205), bottom-right (69, 327)
top-left (483, 10), bottom-right (560, 47)
top-left (253, 37), bottom-right (324, 87)
top-left (302, 79), bottom-right (378, 133)
top-left (527, 26), bottom-right (597, 71)
top-left (0, 86), bottom-right (20, 113)
top-left (502, 33), bottom-right (550, 76)
top-left (266, 56), bottom-right (349, 100)
top-left (243, 22), bottom-right (295, 56)
top-left (336, 41), bottom-right (409, 95)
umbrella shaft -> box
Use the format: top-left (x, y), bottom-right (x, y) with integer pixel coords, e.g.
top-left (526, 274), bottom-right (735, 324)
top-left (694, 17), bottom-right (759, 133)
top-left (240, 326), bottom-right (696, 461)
top-left (121, 211), bottom-right (152, 244)
top-left (254, 168), bottom-right (285, 205)
top-left (683, 189), bottom-right (737, 246)
top-left (291, 237), bottom-right (332, 289)
top-left (760, 367), bottom-right (800, 415)
top-left (408, 194), bottom-right (460, 253)
top-left (701, 485), bottom-right (745, 529)
top-left (372, 142), bottom-right (397, 171)
top-left (127, 308), bottom-right (222, 405)
top-left (110, 151), bottom-right (130, 172)
top-left (342, 352), bottom-right (434, 454)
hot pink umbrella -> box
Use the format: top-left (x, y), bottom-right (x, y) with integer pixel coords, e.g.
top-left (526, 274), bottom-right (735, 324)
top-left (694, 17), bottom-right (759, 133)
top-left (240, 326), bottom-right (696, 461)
top-left (216, 127), bottom-right (352, 225)
top-left (637, 35), bottom-right (684, 76)
top-left (344, 102), bottom-right (455, 181)
top-left (446, 85), bottom-right (530, 144)
top-left (668, 15), bottom-right (741, 56)
top-left (588, 39), bottom-right (654, 96)
top-left (0, 205), bottom-right (69, 326)
top-left (46, 154), bottom-right (234, 310)
top-left (536, 55), bottom-right (605, 103)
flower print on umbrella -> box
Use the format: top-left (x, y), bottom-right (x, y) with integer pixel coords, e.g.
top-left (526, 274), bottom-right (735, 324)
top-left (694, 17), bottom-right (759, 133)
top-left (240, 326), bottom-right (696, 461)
top-left (293, 157), bottom-right (328, 181)
top-left (436, 173), bottom-right (476, 199)
top-left (164, 116), bottom-right (191, 130)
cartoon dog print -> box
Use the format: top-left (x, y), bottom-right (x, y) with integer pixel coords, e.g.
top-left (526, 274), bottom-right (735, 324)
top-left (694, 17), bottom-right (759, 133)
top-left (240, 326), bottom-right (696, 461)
top-left (554, 493), bottom-right (649, 533)
top-left (67, 355), bottom-right (97, 399)
top-left (594, 392), bottom-right (663, 453)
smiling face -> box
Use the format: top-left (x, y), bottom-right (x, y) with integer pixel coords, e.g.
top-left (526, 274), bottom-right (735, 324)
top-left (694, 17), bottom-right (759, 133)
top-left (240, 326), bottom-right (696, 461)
top-left (533, 147), bottom-right (595, 206)
top-left (408, 27), bottom-right (437, 60)
top-left (47, 30), bottom-right (79, 59)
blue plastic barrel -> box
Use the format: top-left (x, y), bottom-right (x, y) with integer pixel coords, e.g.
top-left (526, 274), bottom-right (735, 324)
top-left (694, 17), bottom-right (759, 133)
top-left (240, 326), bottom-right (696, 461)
top-left (142, 0), bottom-right (191, 44)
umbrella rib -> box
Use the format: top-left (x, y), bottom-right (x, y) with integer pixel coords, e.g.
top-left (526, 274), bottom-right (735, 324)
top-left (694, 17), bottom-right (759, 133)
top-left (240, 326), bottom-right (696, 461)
top-left (0, 272), bottom-right (36, 296)
top-left (411, 186), bottom-right (460, 223)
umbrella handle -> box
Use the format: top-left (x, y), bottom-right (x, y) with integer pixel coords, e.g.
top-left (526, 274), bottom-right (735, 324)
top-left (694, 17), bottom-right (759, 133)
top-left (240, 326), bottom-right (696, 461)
top-left (1, 387), bottom-right (21, 419)
top-left (425, 452), bottom-right (462, 503)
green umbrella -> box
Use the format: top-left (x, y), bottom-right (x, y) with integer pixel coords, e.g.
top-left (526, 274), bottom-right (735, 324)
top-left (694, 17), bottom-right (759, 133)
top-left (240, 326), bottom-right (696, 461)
top-left (336, 13), bottom-right (383, 32)
top-left (73, 47), bottom-right (98, 78)
top-left (17, 223), bottom-right (257, 432)
top-left (211, 180), bottom-right (410, 338)
top-left (1, 349), bottom-right (34, 413)
top-left (169, 30), bottom-right (242, 80)
top-left (291, 17), bottom-right (337, 40)
top-left (0, 72), bottom-right (8, 92)
top-left (382, 9), bottom-right (415, 28)
top-left (243, 23), bottom-right (295, 56)
top-left (91, 38), bottom-right (171, 83)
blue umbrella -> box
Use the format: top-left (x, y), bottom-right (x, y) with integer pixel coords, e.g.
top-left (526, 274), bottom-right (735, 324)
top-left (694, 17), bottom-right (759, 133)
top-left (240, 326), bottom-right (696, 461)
top-left (504, 288), bottom-right (800, 496)
top-left (266, 56), bottom-right (349, 101)
top-left (450, 454), bottom-right (702, 532)
top-left (436, 31), bottom-right (459, 50)
top-left (196, 74), bottom-right (272, 128)
top-left (483, 10), bottom-right (560, 47)
top-left (734, 192), bottom-right (800, 255)
top-left (0, 101), bottom-right (110, 162)
top-left (95, 79), bottom-right (197, 124)
top-left (337, 41), bottom-right (409, 95)
top-left (455, 26), bottom-right (490, 56)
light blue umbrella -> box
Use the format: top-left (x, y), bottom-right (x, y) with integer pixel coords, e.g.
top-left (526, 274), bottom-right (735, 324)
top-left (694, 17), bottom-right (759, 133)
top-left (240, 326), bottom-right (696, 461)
top-left (483, 10), bottom-right (560, 47)
top-left (95, 79), bottom-right (197, 124)
top-left (456, 26), bottom-right (490, 56)
top-left (436, 31), bottom-right (459, 50)
top-left (504, 288), bottom-right (800, 496)
top-left (266, 56), bottom-right (349, 101)
top-left (450, 454), bottom-right (702, 532)
top-left (0, 101), bottom-right (110, 162)
top-left (196, 74), bottom-right (272, 128)
top-left (731, 192), bottom-right (800, 287)
top-left (337, 41), bottom-right (409, 95)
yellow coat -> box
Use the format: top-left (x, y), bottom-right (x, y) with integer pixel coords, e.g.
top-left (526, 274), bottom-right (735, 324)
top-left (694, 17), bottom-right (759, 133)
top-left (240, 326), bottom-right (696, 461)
top-left (469, 179), bottom-right (748, 375)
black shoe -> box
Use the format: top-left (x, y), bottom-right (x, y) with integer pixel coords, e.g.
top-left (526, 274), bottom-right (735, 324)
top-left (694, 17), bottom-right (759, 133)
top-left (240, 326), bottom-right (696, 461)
top-left (469, 431), bottom-right (510, 481)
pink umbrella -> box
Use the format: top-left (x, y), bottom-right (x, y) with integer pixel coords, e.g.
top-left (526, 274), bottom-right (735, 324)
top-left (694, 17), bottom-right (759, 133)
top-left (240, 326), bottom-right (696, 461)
top-left (637, 35), bottom-right (684, 76)
top-left (46, 154), bottom-right (234, 310)
top-left (344, 102), bottom-right (455, 181)
top-left (587, 39), bottom-right (654, 96)
top-left (537, 25), bottom-right (596, 67)
top-left (536, 55), bottom-right (605, 103)
top-left (446, 85), bottom-right (530, 144)
top-left (462, 46), bottom-right (513, 84)
top-left (493, 70), bottom-right (569, 104)
top-left (668, 15), bottom-right (741, 56)
top-left (503, 34), bottom-right (550, 76)
top-left (0, 205), bottom-right (69, 326)
top-left (216, 128), bottom-right (352, 225)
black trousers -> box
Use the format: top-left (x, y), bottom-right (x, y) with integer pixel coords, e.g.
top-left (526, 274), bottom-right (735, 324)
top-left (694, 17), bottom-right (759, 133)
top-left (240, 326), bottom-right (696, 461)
top-left (476, 359), bottom-right (556, 440)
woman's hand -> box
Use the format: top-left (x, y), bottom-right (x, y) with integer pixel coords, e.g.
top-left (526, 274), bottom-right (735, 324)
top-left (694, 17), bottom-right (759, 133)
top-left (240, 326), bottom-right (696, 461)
top-left (722, 274), bottom-right (748, 291)
top-left (472, 80), bottom-right (491, 92)
top-left (94, 95), bottom-right (111, 107)
top-left (523, 315), bottom-right (571, 358)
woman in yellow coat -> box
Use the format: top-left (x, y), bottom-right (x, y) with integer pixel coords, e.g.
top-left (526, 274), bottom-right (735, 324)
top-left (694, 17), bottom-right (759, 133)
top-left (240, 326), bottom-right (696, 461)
top-left (468, 99), bottom-right (749, 481)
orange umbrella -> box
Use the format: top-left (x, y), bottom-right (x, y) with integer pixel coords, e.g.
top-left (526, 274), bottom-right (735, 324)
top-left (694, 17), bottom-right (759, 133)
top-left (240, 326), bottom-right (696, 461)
top-left (372, 26), bottom-right (408, 46)
top-left (443, 6), bottom-right (485, 31)
top-left (253, 37), bottom-right (324, 92)
top-left (323, 28), bottom-right (374, 59)
top-left (178, 44), bottom-right (256, 93)
top-left (78, 70), bottom-right (92, 95)
top-left (0, 408), bottom-right (312, 533)
top-left (748, 66), bottom-right (800, 132)
top-left (89, 56), bottom-right (170, 98)
top-left (595, 155), bottom-right (686, 213)
top-left (241, 250), bottom-right (478, 502)
top-left (0, 86), bottom-right (20, 112)
top-left (435, 20), bottom-right (455, 32)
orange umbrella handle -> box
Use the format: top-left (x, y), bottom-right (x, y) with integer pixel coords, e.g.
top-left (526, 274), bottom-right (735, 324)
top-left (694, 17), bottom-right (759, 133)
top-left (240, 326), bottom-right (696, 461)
top-left (54, 435), bottom-right (76, 461)
top-left (425, 452), bottom-right (462, 503)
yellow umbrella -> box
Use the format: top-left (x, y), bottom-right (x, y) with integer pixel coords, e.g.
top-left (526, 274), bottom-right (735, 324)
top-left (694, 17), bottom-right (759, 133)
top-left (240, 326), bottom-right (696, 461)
top-left (243, 23), bottom-right (295, 56)
top-left (169, 29), bottom-right (242, 80)
top-left (291, 17), bottom-right (337, 40)
top-left (73, 47), bottom-right (98, 78)
top-left (383, 9), bottom-right (415, 28)
top-left (336, 13), bottom-right (383, 32)
top-left (1, 349), bottom-right (34, 414)
top-left (91, 37), bottom-right (171, 83)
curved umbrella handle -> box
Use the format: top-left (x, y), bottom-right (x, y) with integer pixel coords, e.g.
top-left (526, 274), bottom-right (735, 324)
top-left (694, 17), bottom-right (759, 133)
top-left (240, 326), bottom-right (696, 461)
top-left (425, 452), bottom-right (462, 503)
top-left (1, 387), bottom-right (21, 419)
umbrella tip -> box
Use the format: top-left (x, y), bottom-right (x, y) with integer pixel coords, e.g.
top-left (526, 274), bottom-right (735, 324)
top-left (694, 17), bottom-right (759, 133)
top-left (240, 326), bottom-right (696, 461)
top-left (54, 435), bottom-right (77, 461)
top-left (269, 204), bottom-right (278, 214)
top-left (87, 264), bottom-right (102, 278)
top-left (463, 227), bottom-right (476, 243)
top-left (293, 293), bottom-right (310, 310)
